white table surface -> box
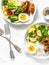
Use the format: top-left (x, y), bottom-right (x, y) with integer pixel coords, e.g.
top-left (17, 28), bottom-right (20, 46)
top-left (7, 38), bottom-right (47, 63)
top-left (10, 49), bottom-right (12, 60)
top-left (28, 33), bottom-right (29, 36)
top-left (0, 0), bottom-right (49, 65)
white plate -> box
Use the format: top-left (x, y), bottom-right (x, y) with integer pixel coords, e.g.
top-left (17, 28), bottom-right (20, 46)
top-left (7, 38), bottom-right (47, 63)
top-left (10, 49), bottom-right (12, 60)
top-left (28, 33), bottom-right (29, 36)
top-left (1, 0), bottom-right (37, 25)
top-left (24, 21), bottom-right (49, 59)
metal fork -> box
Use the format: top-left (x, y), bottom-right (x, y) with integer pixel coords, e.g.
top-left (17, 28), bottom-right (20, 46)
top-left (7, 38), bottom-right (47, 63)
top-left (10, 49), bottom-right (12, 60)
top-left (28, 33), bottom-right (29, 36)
top-left (4, 24), bottom-right (15, 60)
top-left (4, 24), bottom-right (22, 53)
top-left (4, 24), bottom-right (22, 55)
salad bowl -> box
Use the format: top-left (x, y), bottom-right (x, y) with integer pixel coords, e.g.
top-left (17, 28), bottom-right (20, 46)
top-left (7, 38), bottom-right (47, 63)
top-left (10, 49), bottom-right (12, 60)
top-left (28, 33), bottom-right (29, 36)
top-left (24, 21), bottom-right (49, 59)
top-left (1, 0), bottom-right (37, 25)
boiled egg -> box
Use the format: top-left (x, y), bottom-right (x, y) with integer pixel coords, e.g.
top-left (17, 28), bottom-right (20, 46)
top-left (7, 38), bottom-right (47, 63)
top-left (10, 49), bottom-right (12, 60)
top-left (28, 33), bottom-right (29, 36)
top-left (19, 13), bottom-right (29, 23)
top-left (26, 44), bottom-right (36, 54)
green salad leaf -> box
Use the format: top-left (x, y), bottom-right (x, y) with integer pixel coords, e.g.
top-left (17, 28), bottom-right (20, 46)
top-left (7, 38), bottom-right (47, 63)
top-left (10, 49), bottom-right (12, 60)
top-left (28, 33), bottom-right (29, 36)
top-left (2, 0), bottom-right (8, 5)
top-left (38, 24), bottom-right (46, 31)
top-left (38, 24), bottom-right (49, 37)
top-left (41, 28), bottom-right (48, 37)
top-left (9, 15), bottom-right (18, 22)
top-left (37, 36), bottom-right (44, 42)
top-left (14, 6), bottom-right (21, 15)
top-left (28, 31), bottom-right (36, 38)
top-left (7, 3), bottom-right (16, 10)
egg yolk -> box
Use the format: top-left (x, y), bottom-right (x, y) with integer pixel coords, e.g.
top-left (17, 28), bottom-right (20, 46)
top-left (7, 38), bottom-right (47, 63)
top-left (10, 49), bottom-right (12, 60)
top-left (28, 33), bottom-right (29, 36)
top-left (20, 14), bottom-right (27, 20)
top-left (28, 45), bottom-right (35, 52)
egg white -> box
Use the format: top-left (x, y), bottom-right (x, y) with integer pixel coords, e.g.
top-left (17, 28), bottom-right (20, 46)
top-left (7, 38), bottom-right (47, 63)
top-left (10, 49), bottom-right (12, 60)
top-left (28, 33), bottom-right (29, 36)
top-left (18, 13), bottom-right (29, 23)
top-left (25, 43), bottom-right (37, 54)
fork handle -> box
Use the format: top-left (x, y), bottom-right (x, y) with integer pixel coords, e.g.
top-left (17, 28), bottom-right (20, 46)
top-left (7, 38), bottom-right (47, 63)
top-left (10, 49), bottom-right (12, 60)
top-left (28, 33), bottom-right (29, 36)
top-left (10, 49), bottom-right (15, 60)
top-left (1, 36), bottom-right (22, 53)
top-left (9, 38), bottom-right (15, 60)
top-left (9, 41), bottom-right (22, 53)
top-left (8, 39), bottom-right (22, 53)
top-left (12, 44), bottom-right (22, 53)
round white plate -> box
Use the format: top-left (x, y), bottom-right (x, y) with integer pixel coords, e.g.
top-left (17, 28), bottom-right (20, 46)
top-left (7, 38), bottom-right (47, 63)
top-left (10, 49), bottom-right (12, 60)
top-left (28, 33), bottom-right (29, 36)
top-left (1, 0), bottom-right (37, 25)
top-left (24, 21), bottom-right (49, 59)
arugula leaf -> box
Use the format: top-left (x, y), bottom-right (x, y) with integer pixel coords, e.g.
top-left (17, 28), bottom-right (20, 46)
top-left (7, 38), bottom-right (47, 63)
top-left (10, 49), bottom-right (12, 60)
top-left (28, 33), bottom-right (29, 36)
top-left (38, 24), bottom-right (49, 37)
top-left (42, 28), bottom-right (48, 37)
top-left (37, 36), bottom-right (44, 42)
top-left (2, 0), bottom-right (8, 5)
top-left (7, 3), bottom-right (16, 10)
top-left (9, 15), bottom-right (18, 22)
top-left (38, 24), bottom-right (46, 31)
top-left (28, 31), bottom-right (36, 38)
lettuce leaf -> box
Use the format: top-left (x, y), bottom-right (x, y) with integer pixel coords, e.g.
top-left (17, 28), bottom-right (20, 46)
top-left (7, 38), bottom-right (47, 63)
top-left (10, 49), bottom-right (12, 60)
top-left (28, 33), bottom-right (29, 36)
top-left (2, 0), bottom-right (8, 5)
top-left (7, 3), bottom-right (16, 10)
top-left (9, 15), bottom-right (18, 22)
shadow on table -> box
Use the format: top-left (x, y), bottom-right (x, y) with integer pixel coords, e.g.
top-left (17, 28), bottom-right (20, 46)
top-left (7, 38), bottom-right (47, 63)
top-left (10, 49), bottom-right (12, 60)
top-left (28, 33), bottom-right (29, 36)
top-left (26, 53), bottom-right (49, 64)
top-left (33, 57), bottom-right (49, 64)
top-left (33, 8), bottom-right (39, 21)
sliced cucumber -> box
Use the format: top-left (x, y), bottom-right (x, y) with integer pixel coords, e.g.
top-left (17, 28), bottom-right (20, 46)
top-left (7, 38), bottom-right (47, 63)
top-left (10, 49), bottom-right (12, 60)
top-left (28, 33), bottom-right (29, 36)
top-left (29, 38), bottom-right (37, 43)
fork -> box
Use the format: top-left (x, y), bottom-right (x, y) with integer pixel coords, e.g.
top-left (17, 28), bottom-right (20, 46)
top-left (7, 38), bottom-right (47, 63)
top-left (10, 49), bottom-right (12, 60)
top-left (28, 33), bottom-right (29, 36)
top-left (4, 24), bottom-right (22, 51)
top-left (4, 24), bottom-right (15, 60)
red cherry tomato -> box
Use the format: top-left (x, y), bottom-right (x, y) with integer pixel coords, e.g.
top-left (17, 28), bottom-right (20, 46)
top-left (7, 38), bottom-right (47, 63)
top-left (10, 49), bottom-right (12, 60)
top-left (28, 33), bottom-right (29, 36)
top-left (7, 10), bottom-right (12, 15)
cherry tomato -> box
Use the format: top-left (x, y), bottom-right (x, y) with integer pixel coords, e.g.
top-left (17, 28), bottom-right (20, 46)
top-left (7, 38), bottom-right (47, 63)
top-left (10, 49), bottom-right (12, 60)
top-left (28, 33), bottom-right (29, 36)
top-left (7, 10), bottom-right (12, 15)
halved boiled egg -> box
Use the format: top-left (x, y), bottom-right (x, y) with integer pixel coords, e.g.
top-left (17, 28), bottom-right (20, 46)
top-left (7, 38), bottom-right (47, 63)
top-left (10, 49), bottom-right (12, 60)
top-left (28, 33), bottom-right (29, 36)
top-left (18, 13), bottom-right (29, 23)
top-left (26, 44), bottom-right (36, 54)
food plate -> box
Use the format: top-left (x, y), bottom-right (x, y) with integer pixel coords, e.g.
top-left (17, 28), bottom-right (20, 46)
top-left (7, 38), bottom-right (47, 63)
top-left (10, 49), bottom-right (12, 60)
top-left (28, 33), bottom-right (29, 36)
top-left (1, 0), bottom-right (37, 25)
top-left (24, 22), bottom-right (49, 59)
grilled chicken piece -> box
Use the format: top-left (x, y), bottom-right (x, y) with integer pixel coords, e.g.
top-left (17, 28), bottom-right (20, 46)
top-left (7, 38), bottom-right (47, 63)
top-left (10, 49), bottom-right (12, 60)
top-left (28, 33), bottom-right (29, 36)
top-left (40, 37), bottom-right (49, 52)
top-left (21, 1), bottom-right (35, 15)
top-left (44, 46), bottom-right (49, 52)
top-left (28, 3), bottom-right (35, 14)
top-left (21, 1), bottom-right (30, 12)
top-left (46, 37), bottom-right (49, 43)
top-left (40, 37), bottom-right (49, 45)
